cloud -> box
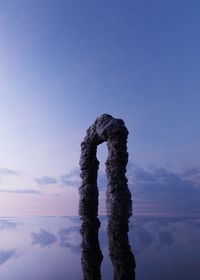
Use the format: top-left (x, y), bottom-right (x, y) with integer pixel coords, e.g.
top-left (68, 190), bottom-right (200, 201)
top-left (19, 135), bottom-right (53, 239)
top-left (45, 162), bottom-right (200, 211)
top-left (127, 164), bottom-right (200, 211)
top-left (35, 176), bottom-right (58, 185)
top-left (0, 168), bottom-right (19, 183)
top-left (0, 250), bottom-right (17, 266)
top-left (31, 229), bottom-right (57, 247)
top-left (61, 167), bottom-right (107, 190)
top-left (181, 166), bottom-right (200, 183)
top-left (35, 167), bottom-right (108, 189)
top-left (61, 168), bottom-right (81, 187)
top-left (65, 162), bottom-right (200, 211)
top-left (0, 189), bottom-right (41, 195)
top-left (0, 168), bottom-right (18, 176)
top-left (64, 162), bottom-right (200, 211)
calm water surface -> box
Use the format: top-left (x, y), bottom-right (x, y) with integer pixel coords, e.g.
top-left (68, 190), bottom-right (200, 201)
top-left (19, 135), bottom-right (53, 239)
top-left (0, 213), bottom-right (199, 279)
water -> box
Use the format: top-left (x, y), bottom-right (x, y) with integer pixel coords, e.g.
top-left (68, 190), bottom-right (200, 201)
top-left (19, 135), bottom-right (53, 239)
top-left (0, 213), bottom-right (199, 279)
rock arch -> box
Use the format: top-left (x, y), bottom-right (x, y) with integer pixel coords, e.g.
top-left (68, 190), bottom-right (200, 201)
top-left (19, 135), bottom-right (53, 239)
top-left (79, 114), bottom-right (132, 215)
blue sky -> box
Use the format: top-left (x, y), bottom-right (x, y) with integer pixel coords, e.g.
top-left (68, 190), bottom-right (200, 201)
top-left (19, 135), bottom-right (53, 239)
top-left (0, 0), bottom-right (200, 215)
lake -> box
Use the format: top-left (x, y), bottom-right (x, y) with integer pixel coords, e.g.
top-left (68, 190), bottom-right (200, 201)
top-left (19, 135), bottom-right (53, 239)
top-left (0, 212), bottom-right (199, 280)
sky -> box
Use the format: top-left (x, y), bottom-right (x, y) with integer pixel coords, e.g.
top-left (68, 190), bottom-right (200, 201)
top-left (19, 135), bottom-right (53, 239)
top-left (0, 0), bottom-right (200, 216)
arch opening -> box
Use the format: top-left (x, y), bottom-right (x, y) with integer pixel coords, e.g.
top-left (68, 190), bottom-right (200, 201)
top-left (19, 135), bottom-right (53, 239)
top-left (79, 114), bottom-right (132, 216)
top-left (79, 114), bottom-right (136, 279)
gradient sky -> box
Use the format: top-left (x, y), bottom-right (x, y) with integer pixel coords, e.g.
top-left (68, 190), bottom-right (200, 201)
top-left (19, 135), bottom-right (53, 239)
top-left (0, 0), bottom-right (200, 215)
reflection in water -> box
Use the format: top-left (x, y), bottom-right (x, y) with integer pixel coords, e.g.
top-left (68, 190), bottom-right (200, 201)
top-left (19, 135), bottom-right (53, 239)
top-left (31, 228), bottom-right (57, 247)
top-left (80, 214), bottom-right (103, 280)
top-left (80, 200), bottom-right (136, 280)
top-left (107, 199), bottom-right (136, 280)
top-left (0, 250), bottom-right (17, 266)
top-left (80, 197), bottom-right (136, 280)
top-left (0, 216), bottom-right (199, 279)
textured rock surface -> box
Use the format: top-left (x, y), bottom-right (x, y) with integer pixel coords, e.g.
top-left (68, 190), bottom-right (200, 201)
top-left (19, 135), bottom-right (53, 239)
top-left (79, 114), bottom-right (132, 216)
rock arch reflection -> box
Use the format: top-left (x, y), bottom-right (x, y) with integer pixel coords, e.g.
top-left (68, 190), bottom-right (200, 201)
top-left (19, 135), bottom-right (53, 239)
top-left (107, 199), bottom-right (135, 280)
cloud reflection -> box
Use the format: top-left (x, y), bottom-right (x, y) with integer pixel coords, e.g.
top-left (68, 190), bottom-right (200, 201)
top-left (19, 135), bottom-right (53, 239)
top-left (0, 250), bottom-right (17, 266)
top-left (58, 226), bottom-right (81, 252)
top-left (0, 219), bottom-right (18, 230)
top-left (31, 229), bottom-right (57, 247)
top-left (129, 216), bottom-right (198, 254)
top-left (0, 216), bottom-right (199, 279)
